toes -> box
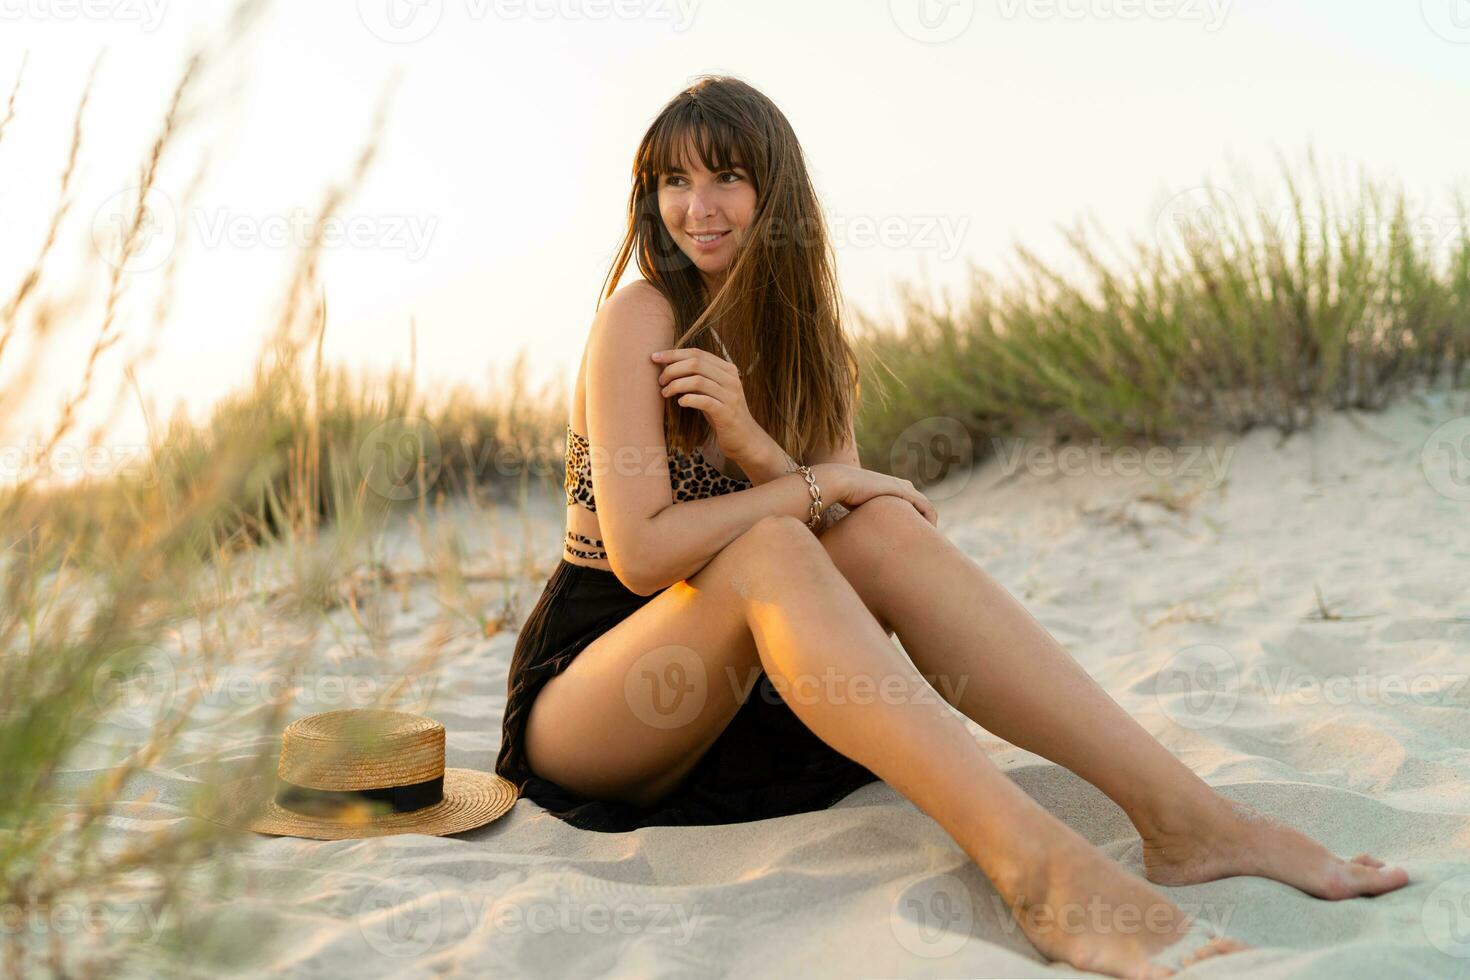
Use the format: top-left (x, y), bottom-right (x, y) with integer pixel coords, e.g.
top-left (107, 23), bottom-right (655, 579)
top-left (1182, 936), bottom-right (1248, 965)
top-left (1345, 860), bottom-right (1409, 896)
top-left (1351, 853), bottom-right (1385, 868)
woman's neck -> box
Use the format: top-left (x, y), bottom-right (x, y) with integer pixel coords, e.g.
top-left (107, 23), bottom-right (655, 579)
top-left (699, 269), bottom-right (727, 299)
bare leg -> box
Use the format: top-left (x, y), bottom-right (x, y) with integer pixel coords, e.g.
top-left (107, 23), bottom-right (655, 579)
top-left (818, 496), bottom-right (1410, 900)
top-left (529, 515), bottom-right (1245, 976)
top-left (727, 517), bottom-right (1246, 976)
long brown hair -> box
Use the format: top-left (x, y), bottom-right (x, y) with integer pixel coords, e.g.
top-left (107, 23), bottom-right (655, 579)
top-left (598, 75), bottom-right (859, 464)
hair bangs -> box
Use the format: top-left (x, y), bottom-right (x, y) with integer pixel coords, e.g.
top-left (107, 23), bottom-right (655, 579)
top-left (642, 102), bottom-right (749, 183)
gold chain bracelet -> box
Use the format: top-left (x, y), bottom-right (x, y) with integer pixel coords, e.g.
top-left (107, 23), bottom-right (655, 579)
top-left (793, 464), bottom-right (822, 530)
top-left (775, 449), bottom-right (823, 531)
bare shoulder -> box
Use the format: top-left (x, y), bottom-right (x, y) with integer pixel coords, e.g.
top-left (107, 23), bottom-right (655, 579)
top-left (590, 280), bottom-right (677, 357)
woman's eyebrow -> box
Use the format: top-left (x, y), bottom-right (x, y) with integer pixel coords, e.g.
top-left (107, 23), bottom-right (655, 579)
top-left (662, 160), bottom-right (747, 176)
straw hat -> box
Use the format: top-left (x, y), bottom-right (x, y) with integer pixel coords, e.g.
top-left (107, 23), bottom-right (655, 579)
top-left (223, 709), bottom-right (517, 840)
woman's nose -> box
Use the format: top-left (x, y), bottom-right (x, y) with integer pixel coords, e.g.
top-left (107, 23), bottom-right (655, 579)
top-left (687, 187), bottom-right (716, 217)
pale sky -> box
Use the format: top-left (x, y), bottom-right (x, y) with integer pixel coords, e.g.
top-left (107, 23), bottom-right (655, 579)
top-left (2, 0), bottom-right (1469, 477)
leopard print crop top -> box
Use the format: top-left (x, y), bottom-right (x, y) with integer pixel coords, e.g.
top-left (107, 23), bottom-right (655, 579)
top-left (563, 423), bottom-right (752, 560)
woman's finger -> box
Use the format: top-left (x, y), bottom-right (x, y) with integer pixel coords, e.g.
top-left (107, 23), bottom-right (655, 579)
top-left (675, 392), bottom-right (722, 411)
top-left (658, 357), bottom-right (738, 388)
top-left (655, 347), bottom-right (740, 383)
top-left (661, 375), bottom-right (726, 400)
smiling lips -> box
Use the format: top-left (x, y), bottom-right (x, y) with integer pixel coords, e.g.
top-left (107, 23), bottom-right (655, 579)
top-left (688, 229), bottom-right (730, 250)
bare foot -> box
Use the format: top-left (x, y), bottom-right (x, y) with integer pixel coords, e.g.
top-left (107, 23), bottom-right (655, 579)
top-left (1140, 793), bottom-right (1410, 899)
top-left (991, 828), bottom-right (1251, 979)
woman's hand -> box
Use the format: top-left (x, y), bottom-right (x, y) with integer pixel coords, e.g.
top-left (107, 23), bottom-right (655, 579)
top-left (811, 463), bottom-right (938, 527)
top-left (651, 347), bottom-right (768, 464)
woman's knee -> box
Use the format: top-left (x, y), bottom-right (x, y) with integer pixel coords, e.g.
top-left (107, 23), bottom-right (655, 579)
top-left (732, 513), bottom-right (822, 558)
top-left (846, 494), bottom-right (928, 530)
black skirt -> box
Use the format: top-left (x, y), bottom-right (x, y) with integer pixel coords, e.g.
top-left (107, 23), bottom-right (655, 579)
top-left (495, 558), bottom-right (882, 832)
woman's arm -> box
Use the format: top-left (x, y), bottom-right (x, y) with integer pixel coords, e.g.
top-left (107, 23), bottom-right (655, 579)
top-left (585, 283), bottom-right (848, 597)
top-left (631, 465), bottom-right (849, 595)
top-left (737, 418), bottom-right (859, 535)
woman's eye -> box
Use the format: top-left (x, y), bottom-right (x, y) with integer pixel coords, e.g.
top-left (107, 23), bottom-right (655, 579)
top-left (720, 171), bottom-right (742, 182)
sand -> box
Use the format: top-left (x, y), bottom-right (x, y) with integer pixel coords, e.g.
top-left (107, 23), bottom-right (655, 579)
top-left (61, 389), bottom-right (1470, 977)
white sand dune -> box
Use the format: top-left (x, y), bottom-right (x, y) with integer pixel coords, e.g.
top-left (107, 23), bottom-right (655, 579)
top-left (74, 391), bottom-right (1470, 977)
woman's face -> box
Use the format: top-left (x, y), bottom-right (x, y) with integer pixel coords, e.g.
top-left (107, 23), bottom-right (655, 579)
top-left (656, 142), bottom-right (756, 289)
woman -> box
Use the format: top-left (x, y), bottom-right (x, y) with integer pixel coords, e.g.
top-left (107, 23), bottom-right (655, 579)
top-left (495, 75), bottom-right (1408, 977)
